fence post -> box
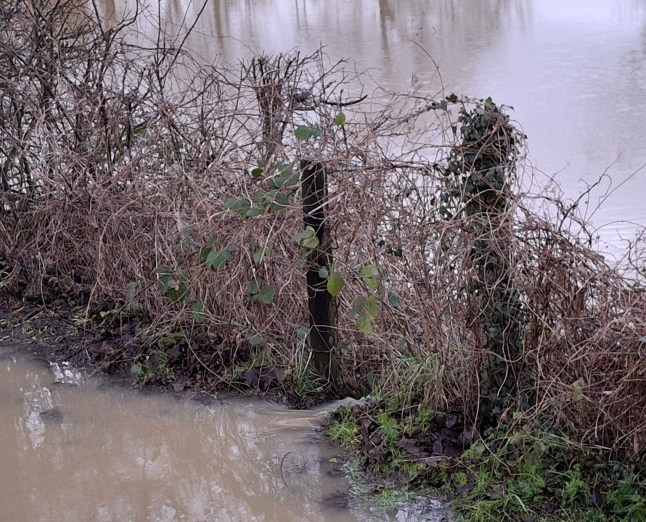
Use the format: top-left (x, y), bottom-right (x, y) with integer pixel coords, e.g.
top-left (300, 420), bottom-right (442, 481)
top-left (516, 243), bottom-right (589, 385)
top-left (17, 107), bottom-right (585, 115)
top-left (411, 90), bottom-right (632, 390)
top-left (300, 159), bottom-right (338, 386)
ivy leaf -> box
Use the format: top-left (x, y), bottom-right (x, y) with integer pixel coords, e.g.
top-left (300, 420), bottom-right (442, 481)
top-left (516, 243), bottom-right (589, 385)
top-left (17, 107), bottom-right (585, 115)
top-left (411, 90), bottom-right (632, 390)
top-left (361, 264), bottom-right (380, 290)
top-left (348, 297), bottom-right (365, 320)
top-left (327, 272), bottom-right (345, 297)
top-left (293, 226), bottom-right (316, 243)
top-left (269, 191), bottom-right (289, 212)
top-left (333, 112), bottom-right (346, 126)
top-left (387, 290), bottom-right (402, 310)
top-left (205, 248), bottom-right (231, 271)
top-left (191, 301), bottom-right (205, 322)
top-left (253, 247), bottom-right (273, 264)
top-left (249, 333), bottom-right (264, 346)
top-left (166, 279), bottom-right (187, 303)
top-left (365, 295), bottom-right (379, 319)
top-left (301, 235), bottom-right (319, 250)
top-left (356, 314), bottom-right (374, 335)
top-left (295, 126), bottom-right (312, 141)
top-left (260, 285), bottom-right (277, 305)
top-left (251, 167), bottom-right (263, 178)
top-left (295, 125), bottom-right (322, 141)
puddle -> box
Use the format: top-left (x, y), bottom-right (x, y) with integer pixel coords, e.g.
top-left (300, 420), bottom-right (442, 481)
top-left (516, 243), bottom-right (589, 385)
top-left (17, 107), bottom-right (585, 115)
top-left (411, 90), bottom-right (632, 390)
top-left (0, 347), bottom-right (449, 521)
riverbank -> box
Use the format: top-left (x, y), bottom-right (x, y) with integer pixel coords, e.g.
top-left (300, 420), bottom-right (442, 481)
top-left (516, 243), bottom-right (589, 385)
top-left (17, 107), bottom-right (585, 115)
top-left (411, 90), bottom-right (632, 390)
top-left (1, 1), bottom-right (645, 520)
top-left (2, 295), bottom-right (644, 521)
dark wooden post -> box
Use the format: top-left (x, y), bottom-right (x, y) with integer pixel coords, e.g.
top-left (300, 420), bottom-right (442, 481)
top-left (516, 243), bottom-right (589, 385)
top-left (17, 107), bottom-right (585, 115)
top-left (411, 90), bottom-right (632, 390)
top-left (300, 159), bottom-right (338, 386)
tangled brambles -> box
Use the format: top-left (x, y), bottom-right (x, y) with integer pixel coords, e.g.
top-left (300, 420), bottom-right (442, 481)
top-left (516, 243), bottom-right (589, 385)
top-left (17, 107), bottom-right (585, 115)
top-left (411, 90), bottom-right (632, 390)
top-left (1, 0), bottom-right (644, 474)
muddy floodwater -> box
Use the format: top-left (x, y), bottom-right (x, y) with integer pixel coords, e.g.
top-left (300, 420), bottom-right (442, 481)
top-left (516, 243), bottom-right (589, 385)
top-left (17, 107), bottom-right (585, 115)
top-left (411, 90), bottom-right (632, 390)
top-left (0, 348), bottom-right (448, 521)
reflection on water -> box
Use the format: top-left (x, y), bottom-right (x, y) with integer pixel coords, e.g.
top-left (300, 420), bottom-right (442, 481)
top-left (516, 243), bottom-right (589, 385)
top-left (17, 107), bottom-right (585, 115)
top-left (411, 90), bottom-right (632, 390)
top-left (98, 0), bottom-right (646, 258)
top-left (0, 349), bottom-right (448, 521)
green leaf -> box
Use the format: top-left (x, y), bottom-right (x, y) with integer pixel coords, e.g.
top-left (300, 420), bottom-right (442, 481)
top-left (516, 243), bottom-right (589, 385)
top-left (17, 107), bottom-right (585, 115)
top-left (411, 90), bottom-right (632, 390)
top-left (295, 126), bottom-right (312, 141)
top-left (293, 226), bottom-right (316, 243)
top-left (318, 266), bottom-right (329, 279)
top-left (251, 167), bottom-right (263, 178)
top-left (365, 295), bottom-right (379, 319)
top-left (269, 191), bottom-right (289, 212)
top-left (245, 207), bottom-right (263, 218)
top-left (301, 235), bottom-right (319, 250)
top-left (361, 264), bottom-right (380, 290)
top-left (295, 125), bottom-right (322, 141)
top-left (133, 124), bottom-right (148, 137)
top-left (333, 112), bottom-right (346, 125)
top-left (249, 333), bottom-right (264, 346)
top-left (348, 297), bottom-right (365, 320)
top-left (155, 267), bottom-right (175, 294)
top-left (387, 290), bottom-right (401, 310)
top-left (199, 246), bottom-right (212, 263)
top-left (249, 279), bottom-right (260, 297)
top-left (131, 362), bottom-right (144, 375)
top-left (260, 285), bottom-right (277, 304)
top-left (205, 248), bottom-right (231, 271)
top-left (252, 190), bottom-right (267, 205)
top-left (253, 247), bottom-right (273, 264)
top-left (191, 301), bottom-right (205, 322)
top-left (327, 272), bottom-right (345, 297)
top-left (225, 197), bottom-right (251, 215)
top-left (356, 314), bottom-right (374, 335)
top-left (166, 279), bottom-right (187, 303)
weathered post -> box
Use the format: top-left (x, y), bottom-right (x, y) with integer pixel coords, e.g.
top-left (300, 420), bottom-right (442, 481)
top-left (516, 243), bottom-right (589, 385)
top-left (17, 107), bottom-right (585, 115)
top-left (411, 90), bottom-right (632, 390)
top-left (300, 159), bottom-right (338, 386)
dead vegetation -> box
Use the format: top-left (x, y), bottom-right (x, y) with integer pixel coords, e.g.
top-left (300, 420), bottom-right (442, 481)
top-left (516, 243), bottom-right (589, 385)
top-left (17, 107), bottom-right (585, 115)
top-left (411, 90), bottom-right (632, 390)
top-left (1, 0), bottom-right (644, 462)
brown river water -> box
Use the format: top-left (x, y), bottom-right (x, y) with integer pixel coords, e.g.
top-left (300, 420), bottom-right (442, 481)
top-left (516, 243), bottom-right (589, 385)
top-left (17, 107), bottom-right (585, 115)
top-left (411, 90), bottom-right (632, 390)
top-left (101, 0), bottom-right (646, 262)
top-left (0, 347), bottom-right (449, 521)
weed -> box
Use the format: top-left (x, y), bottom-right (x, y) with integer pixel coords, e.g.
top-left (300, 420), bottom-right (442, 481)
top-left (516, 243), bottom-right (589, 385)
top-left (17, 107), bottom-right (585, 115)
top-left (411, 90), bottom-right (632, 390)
top-left (327, 406), bottom-right (360, 448)
top-left (130, 350), bottom-right (174, 388)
